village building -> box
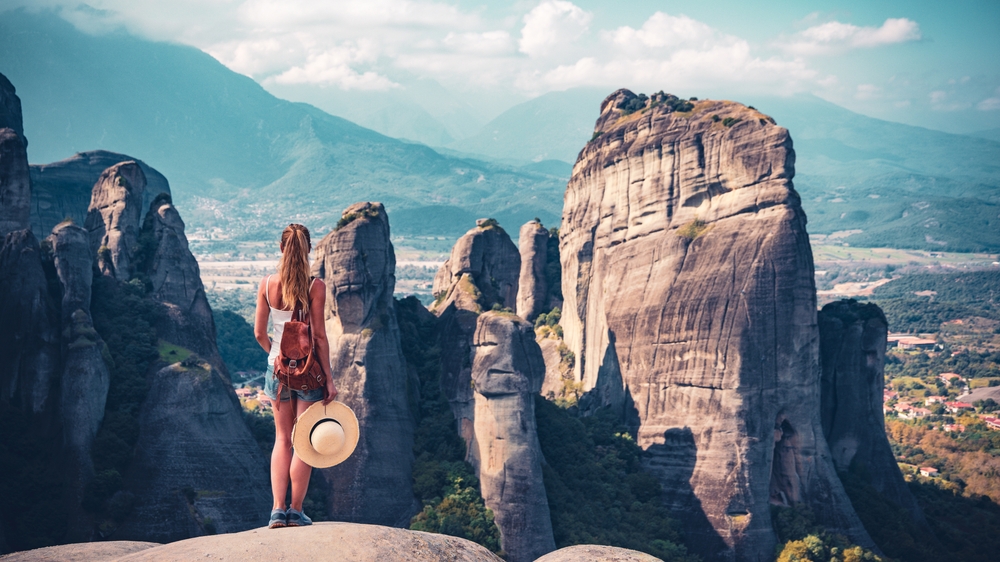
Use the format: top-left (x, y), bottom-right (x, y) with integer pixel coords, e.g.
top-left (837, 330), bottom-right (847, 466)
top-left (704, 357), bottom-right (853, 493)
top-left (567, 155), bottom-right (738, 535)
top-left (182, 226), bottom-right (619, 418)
top-left (946, 401), bottom-right (973, 414)
top-left (887, 334), bottom-right (938, 350)
top-left (919, 467), bottom-right (939, 477)
top-left (983, 417), bottom-right (1000, 431)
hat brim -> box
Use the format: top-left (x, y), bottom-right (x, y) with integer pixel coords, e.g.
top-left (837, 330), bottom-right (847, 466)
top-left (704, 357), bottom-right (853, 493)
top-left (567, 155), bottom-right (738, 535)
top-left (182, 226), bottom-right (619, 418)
top-left (291, 401), bottom-right (360, 468)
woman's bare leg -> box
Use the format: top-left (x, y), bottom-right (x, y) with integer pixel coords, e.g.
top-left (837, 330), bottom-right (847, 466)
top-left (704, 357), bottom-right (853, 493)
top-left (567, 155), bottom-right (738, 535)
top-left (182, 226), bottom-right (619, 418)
top-left (271, 398), bottom-right (296, 510)
top-left (289, 398), bottom-right (314, 511)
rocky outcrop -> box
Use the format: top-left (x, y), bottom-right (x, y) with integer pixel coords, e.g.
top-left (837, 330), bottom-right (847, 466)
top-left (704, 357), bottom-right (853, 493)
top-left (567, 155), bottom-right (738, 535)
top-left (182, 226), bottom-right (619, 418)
top-left (431, 219), bottom-right (520, 314)
top-left (0, 229), bottom-right (60, 414)
top-left (140, 195), bottom-right (226, 375)
top-left (516, 220), bottom-right (549, 322)
top-left (819, 300), bottom-right (925, 525)
top-left (559, 89), bottom-right (872, 560)
top-left (5, 523), bottom-right (505, 562)
top-left (535, 544), bottom-right (664, 562)
top-left (311, 202), bottom-right (418, 526)
top-left (0, 73), bottom-right (25, 143)
top-left (48, 221), bottom-right (111, 540)
top-left (30, 151), bottom-right (170, 237)
top-left (85, 162), bottom-right (146, 281)
top-left (0, 128), bottom-right (30, 237)
top-left (469, 311), bottom-right (555, 562)
top-left (114, 359), bottom-right (271, 543)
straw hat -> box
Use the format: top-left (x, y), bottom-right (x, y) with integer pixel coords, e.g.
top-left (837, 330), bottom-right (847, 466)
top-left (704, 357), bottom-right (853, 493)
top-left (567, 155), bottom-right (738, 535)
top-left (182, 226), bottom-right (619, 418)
top-left (291, 401), bottom-right (360, 468)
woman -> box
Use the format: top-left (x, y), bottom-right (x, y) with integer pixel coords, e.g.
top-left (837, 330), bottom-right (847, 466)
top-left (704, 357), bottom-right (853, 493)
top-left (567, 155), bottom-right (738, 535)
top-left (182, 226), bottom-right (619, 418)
top-left (254, 223), bottom-right (337, 529)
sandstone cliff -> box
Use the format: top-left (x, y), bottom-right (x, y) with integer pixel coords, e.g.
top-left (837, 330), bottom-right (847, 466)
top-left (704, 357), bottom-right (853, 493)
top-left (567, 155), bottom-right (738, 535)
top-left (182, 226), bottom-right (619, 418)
top-left (85, 162), bottom-right (146, 281)
top-left (311, 202), bottom-right (418, 526)
top-left (516, 220), bottom-right (549, 322)
top-left (559, 89), bottom-right (872, 559)
top-left (0, 75), bottom-right (29, 236)
top-left (469, 311), bottom-right (556, 562)
top-left (30, 151), bottom-right (171, 237)
top-left (48, 221), bottom-right (111, 540)
top-left (140, 195), bottom-right (226, 375)
top-left (431, 222), bottom-right (554, 562)
top-left (113, 359), bottom-right (271, 543)
top-left (818, 300), bottom-right (925, 525)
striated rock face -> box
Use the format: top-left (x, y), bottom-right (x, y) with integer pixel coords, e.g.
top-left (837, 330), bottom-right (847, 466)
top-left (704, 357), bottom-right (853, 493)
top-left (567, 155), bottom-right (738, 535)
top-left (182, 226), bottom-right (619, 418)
top-left (30, 151), bottom-right (170, 237)
top-left (516, 220), bottom-right (550, 322)
top-left (819, 300), bottom-right (925, 525)
top-left (114, 359), bottom-right (271, 543)
top-left (431, 219), bottom-right (520, 314)
top-left (560, 89), bottom-right (872, 559)
top-left (0, 229), bottom-right (60, 414)
top-left (140, 196), bottom-right (226, 375)
top-left (0, 128), bottom-right (31, 237)
top-left (0, 73), bottom-right (26, 143)
top-left (469, 311), bottom-right (555, 562)
top-left (312, 202), bottom-right (417, 526)
top-left (85, 162), bottom-right (146, 281)
top-left (48, 221), bottom-right (111, 540)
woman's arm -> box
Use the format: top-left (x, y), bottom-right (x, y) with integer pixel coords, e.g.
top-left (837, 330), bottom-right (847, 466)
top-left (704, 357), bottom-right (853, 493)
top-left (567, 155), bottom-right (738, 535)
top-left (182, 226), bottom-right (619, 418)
top-left (309, 279), bottom-right (338, 403)
top-left (254, 276), bottom-right (271, 354)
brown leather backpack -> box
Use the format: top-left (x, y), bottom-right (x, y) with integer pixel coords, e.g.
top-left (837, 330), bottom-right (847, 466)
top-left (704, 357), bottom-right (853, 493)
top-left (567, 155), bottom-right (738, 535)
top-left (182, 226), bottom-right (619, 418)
top-left (273, 292), bottom-right (326, 409)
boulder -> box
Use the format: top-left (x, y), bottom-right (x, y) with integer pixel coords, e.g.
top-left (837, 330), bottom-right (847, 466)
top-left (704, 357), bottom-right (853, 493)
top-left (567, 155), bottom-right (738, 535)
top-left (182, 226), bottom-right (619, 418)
top-left (469, 312), bottom-right (555, 562)
top-left (140, 196), bottom-right (226, 375)
top-left (819, 300), bottom-right (926, 525)
top-left (30, 151), bottom-right (170, 237)
top-left (112, 359), bottom-right (271, 543)
top-left (3, 523), bottom-right (504, 562)
top-left (516, 220), bottom-right (549, 322)
top-left (312, 202), bottom-right (418, 526)
top-left (559, 89), bottom-right (873, 560)
top-left (535, 544), bottom-right (664, 562)
top-left (85, 162), bottom-right (146, 281)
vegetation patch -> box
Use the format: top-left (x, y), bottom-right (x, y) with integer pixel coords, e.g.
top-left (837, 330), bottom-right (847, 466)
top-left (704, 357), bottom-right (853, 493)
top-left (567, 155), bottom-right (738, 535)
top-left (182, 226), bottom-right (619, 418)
top-left (535, 399), bottom-right (698, 561)
top-left (676, 219), bottom-right (711, 239)
top-left (336, 206), bottom-right (381, 231)
top-left (213, 309), bottom-right (266, 375)
top-left (771, 504), bottom-right (883, 561)
top-left (157, 339), bottom-right (193, 364)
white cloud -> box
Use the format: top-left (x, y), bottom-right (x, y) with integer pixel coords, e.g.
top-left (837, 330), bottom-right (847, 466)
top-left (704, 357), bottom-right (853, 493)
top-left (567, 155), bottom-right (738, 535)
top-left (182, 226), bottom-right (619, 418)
top-left (442, 31), bottom-right (513, 56)
top-left (978, 97), bottom-right (1000, 111)
top-left (929, 90), bottom-right (948, 104)
top-left (855, 84), bottom-right (882, 100)
top-left (607, 12), bottom-right (719, 52)
top-left (269, 43), bottom-right (397, 90)
top-left (519, 1), bottom-right (593, 57)
top-left (778, 18), bottom-right (921, 56)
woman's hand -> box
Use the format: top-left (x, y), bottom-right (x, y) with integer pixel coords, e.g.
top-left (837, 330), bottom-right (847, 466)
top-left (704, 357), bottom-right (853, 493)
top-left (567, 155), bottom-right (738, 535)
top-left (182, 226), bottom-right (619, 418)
top-left (323, 378), bottom-right (338, 405)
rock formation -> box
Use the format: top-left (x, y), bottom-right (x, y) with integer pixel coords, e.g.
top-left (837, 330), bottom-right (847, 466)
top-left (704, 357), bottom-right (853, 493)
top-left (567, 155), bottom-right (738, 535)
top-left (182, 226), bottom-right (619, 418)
top-left (516, 220), bottom-right (549, 322)
top-left (431, 222), bottom-right (554, 561)
top-left (818, 300), bottom-right (925, 525)
top-left (432, 218), bottom-right (520, 315)
top-left (0, 75), bottom-right (30, 237)
top-left (311, 202), bottom-right (418, 526)
top-left (0, 229), bottom-right (60, 414)
top-left (559, 89), bottom-right (873, 559)
top-left (30, 151), bottom-right (171, 236)
top-left (85, 161), bottom-right (146, 281)
top-left (49, 221), bottom-right (111, 540)
top-left (0, 73), bottom-right (26, 143)
top-left (535, 544), bottom-right (664, 562)
top-left (469, 311), bottom-right (555, 562)
top-left (140, 195), bottom-right (226, 375)
top-left (114, 358), bottom-right (271, 543)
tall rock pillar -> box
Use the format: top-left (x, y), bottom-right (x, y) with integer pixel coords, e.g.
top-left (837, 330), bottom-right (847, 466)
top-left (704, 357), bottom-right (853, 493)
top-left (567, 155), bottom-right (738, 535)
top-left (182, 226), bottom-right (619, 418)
top-left (0, 73), bottom-right (30, 237)
top-left (516, 220), bottom-right (549, 322)
top-left (559, 89), bottom-right (873, 560)
top-left (85, 161), bottom-right (145, 281)
top-left (312, 202), bottom-right (418, 526)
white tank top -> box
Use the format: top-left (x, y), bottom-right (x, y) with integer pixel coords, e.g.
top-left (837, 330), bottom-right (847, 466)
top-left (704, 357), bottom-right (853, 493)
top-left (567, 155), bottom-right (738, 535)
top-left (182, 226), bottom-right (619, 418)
top-left (265, 275), bottom-right (314, 366)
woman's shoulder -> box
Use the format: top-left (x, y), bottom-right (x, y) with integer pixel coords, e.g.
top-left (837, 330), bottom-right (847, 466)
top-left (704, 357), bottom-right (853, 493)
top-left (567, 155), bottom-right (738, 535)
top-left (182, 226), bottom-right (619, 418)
top-left (309, 276), bottom-right (326, 290)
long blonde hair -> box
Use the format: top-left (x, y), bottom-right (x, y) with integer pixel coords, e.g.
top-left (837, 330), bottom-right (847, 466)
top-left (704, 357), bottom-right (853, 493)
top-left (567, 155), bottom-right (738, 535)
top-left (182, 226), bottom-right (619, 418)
top-left (279, 224), bottom-right (311, 314)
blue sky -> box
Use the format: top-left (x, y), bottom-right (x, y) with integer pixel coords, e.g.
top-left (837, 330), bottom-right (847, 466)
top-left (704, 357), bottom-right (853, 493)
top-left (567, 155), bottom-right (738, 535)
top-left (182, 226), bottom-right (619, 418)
top-left (4, 0), bottom-right (999, 133)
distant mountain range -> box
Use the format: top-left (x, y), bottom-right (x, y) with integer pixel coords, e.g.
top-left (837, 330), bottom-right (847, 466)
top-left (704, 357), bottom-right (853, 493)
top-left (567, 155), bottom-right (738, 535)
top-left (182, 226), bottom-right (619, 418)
top-left (0, 10), bottom-right (563, 239)
top-left (3, 9), bottom-right (999, 251)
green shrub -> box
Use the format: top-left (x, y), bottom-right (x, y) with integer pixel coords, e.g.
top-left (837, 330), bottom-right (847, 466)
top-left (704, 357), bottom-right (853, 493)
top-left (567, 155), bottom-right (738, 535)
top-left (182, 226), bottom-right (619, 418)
top-left (676, 219), bottom-right (710, 239)
top-left (535, 399), bottom-right (698, 561)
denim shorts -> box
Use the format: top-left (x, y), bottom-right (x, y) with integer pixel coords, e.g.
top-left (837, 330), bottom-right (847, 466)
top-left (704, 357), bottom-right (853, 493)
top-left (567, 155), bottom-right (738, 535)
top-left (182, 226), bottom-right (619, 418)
top-left (263, 363), bottom-right (324, 403)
